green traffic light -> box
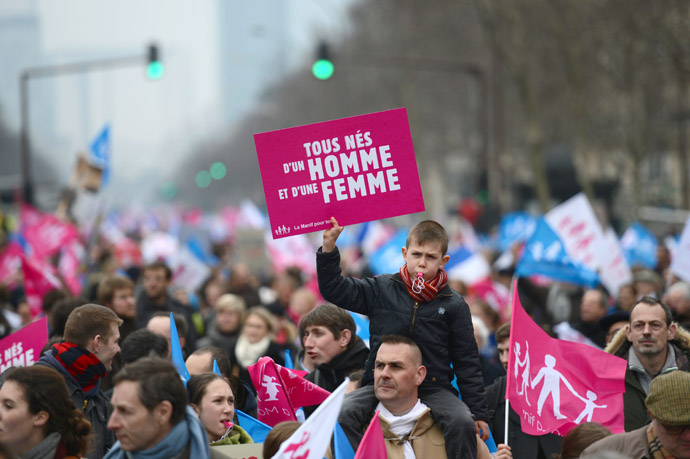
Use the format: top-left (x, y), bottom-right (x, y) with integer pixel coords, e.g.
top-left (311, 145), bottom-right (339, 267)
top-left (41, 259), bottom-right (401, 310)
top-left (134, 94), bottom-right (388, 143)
top-left (210, 162), bottom-right (227, 180)
top-left (195, 171), bottom-right (212, 188)
top-left (312, 59), bottom-right (334, 80)
top-left (161, 182), bottom-right (178, 199)
top-left (147, 61), bottom-right (165, 80)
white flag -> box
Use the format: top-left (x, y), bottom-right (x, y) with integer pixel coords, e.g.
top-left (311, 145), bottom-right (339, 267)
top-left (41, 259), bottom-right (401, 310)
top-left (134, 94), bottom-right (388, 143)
top-left (671, 217), bottom-right (690, 283)
top-left (545, 192), bottom-right (605, 272)
top-left (271, 378), bottom-right (349, 459)
top-left (598, 228), bottom-right (633, 298)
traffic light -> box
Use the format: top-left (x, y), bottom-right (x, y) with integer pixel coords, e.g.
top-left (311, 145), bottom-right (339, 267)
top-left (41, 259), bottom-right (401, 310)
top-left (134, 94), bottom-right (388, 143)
top-left (146, 44), bottom-right (164, 80)
top-left (312, 41), bottom-right (334, 80)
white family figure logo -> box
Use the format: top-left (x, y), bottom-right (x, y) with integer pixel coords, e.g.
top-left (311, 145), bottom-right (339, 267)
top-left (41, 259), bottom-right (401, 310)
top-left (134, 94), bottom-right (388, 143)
top-left (514, 341), bottom-right (531, 405)
top-left (515, 344), bottom-right (609, 424)
top-left (262, 374), bottom-right (280, 401)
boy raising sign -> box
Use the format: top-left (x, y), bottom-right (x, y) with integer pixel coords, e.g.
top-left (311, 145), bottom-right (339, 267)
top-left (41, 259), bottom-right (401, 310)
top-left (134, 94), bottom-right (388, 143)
top-left (317, 217), bottom-right (490, 458)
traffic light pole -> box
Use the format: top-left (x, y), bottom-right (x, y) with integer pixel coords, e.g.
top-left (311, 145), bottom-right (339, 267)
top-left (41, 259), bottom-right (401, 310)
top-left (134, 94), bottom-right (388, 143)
top-left (19, 50), bottom-right (153, 205)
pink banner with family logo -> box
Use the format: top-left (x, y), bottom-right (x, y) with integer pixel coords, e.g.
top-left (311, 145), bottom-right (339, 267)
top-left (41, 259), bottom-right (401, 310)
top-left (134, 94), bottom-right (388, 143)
top-left (248, 357), bottom-right (330, 427)
top-left (0, 317), bottom-right (48, 373)
top-left (254, 108), bottom-right (424, 239)
top-left (506, 282), bottom-right (627, 436)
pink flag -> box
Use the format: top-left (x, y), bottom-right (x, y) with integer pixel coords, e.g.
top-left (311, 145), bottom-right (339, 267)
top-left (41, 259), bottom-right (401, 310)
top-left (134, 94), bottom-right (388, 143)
top-left (0, 243), bottom-right (24, 286)
top-left (22, 209), bottom-right (79, 260)
top-left (275, 363), bottom-right (330, 408)
top-left (248, 357), bottom-right (330, 427)
top-left (58, 242), bottom-right (84, 297)
top-left (20, 204), bottom-right (43, 228)
top-left (21, 256), bottom-right (61, 317)
top-left (355, 411), bottom-right (387, 459)
top-left (506, 282), bottom-right (627, 436)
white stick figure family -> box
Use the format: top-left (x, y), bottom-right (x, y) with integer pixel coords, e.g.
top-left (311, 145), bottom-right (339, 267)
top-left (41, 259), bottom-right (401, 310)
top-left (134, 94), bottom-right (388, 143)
top-left (513, 342), bottom-right (606, 423)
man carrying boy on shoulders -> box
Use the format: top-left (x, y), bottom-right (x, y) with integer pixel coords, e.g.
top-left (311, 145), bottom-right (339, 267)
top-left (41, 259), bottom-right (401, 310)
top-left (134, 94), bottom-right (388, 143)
top-left (317, 217), bottom-right (489, 458)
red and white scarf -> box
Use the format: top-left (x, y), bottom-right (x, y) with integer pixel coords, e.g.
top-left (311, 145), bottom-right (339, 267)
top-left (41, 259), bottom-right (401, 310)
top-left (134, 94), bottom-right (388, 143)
top-left (399, 264), bottom-right (448, 303)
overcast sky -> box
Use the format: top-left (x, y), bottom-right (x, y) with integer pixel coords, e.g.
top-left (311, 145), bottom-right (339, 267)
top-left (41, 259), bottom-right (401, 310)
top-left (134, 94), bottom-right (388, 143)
top-left (0, 0), bottom-right (354, 208)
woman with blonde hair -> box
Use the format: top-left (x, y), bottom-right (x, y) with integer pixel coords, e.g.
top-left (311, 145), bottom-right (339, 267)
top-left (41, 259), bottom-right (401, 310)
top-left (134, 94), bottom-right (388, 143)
top-left (231, 306), bottom-right (286, 386)
top-left (197, 294), bottom-right (247, 352)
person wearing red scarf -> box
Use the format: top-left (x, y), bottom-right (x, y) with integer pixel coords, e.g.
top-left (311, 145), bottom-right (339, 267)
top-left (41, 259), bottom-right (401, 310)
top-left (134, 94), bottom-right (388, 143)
top-left (317, 218), bottom-right (490, 459)
top-left (37, 304), bottom-right (122, 459)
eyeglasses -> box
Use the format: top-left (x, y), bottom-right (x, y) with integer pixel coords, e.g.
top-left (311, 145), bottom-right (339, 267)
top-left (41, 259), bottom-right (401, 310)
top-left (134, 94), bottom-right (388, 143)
top-left (660, 423), bottom-right (690, 436)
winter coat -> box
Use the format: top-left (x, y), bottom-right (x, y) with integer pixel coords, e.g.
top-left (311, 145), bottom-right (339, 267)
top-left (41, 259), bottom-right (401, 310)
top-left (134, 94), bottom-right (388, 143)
top-left (36, 353), bottom-right (114, 459)
top-left (209, 425), bottom-right (253, 446)
top-left (379, 408), bottom-right (447, 459)
top-left (485, 376), bottom-right (562, 459)
top-left (605, 324), bottom-right (690, 431)
top-left (303, 336), bottom-right (369, 417)
top-left (305, 335), bottom-right (369, 393)
top-left (196, 322), bottom-right (238, 355)
top-left (581, 425), bottom-right (650, 458)
top-left (317, 247), bottom-right (489, 422)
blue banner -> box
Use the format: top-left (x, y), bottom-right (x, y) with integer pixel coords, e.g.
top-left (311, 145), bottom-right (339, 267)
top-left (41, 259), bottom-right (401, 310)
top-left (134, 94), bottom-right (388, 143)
top-left (89, 124), bottom-right (111, 185)
top-left (498, 212), bottom-right (537, 252)
top-left (516, 218), bottom-right (599, 286)
top-left (170, 313), bottom-right (190, 385)
top-left (349, 311), bottom-right (370, 344)
top-left (236, 409), bottom-right (272, 443)
top-left (620, 222), bottom-right (658, 269)
top-left (369, 229), bottom-right (407, 275)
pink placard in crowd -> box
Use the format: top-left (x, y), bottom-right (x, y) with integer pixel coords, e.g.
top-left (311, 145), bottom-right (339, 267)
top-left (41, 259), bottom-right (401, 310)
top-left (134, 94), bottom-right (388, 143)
top-left (254, 108), bottom-right (425, 239)
top-left (0, 317), bottom-right (48, 373)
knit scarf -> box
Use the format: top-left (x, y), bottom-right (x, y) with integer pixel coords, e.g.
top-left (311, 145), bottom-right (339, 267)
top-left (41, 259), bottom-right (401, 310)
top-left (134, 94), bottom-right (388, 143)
top-left (646, 424), bottom-right (675, 459)
top-left (104, 406), bottom-right (210, 459)
top-left (52, 342), bottom-right (106, 398)
top-left (234, 334), bottom-right (271, 368)
top-left (399, 265), bottom-right (448, 303)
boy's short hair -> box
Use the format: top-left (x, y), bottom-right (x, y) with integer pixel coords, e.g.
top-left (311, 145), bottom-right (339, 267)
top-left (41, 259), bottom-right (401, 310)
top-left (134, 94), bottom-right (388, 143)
top-left (121, 329), bottom-right (168, 364)
top-left (64, 304), bottom-right (123, 347)
top-left (113, 357), bottom-right (187, 425)
top-left (97, 276), bottom-right (134, 306)
top-left (406, 220), bottom-right (448, 255)
top-left (495, 322), bottom-right (511, 344)
top-left (300, 304), bottom-right (356, 346)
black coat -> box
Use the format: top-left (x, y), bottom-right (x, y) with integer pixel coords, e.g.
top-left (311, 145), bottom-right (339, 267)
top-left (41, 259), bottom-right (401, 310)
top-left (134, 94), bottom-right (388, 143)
top-left (317, 247), bottom-right (489, 421)
top-left (486, 376), bottom-right (562, 459)
top-left (303, 336), bottom-right (369, 418)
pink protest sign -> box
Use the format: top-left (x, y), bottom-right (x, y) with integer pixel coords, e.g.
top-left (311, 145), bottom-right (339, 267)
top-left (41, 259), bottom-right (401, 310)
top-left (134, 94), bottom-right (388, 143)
top-left (254, 108), bottom-right (424, 239)
top-left (0, 317), bottom-right (48, 373)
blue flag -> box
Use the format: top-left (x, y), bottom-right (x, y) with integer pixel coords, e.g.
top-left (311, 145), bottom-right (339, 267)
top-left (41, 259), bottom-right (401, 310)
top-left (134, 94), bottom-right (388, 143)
top-left (621, 222), bottom-right (658, 269)
top-left (349, 312), bottom-right (370, 344)
top-left (170, 313), bottom-right (190, 385)
top-left (334, 421), bottom-right (355, 459)
top-left (212, 359), bottom-right (221, 376)
top-left (516, 218), bottom-right (599, 286)
top-left (89, 124), bottom-right (111, 186)
top-left (284, 349), bottom-right (294, 370)
top-left (369, 229), bottom-right (408, 275)
top-left (236, 409), bottom-right (272, 443)
top-left (498, 212), bottom-right (537, 251)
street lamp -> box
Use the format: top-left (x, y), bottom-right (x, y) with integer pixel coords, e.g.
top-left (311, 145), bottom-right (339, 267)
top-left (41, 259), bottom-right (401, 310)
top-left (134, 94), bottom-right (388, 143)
top-left (19, 43), bottom-right (163, 205)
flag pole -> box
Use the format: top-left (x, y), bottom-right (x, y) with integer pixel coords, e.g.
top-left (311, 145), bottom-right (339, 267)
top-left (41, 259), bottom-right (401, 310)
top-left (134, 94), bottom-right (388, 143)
top-left (504, 274), bottom-right (518, 446)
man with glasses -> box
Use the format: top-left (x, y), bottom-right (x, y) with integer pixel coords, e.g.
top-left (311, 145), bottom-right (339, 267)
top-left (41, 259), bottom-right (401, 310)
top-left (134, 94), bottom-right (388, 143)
top-left (582, 370), bottom-right (690, 459)
top-left (605, 296), bottom-right (690, 431)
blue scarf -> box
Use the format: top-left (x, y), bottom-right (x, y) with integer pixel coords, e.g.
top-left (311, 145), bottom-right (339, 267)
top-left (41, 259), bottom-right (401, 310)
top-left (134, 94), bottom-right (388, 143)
top-left (104, 406), bottom-right (209, 459)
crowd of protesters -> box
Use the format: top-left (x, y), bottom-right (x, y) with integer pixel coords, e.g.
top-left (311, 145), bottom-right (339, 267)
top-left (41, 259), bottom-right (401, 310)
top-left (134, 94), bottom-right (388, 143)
top-left (0, 205), bottom-right (688, 459)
